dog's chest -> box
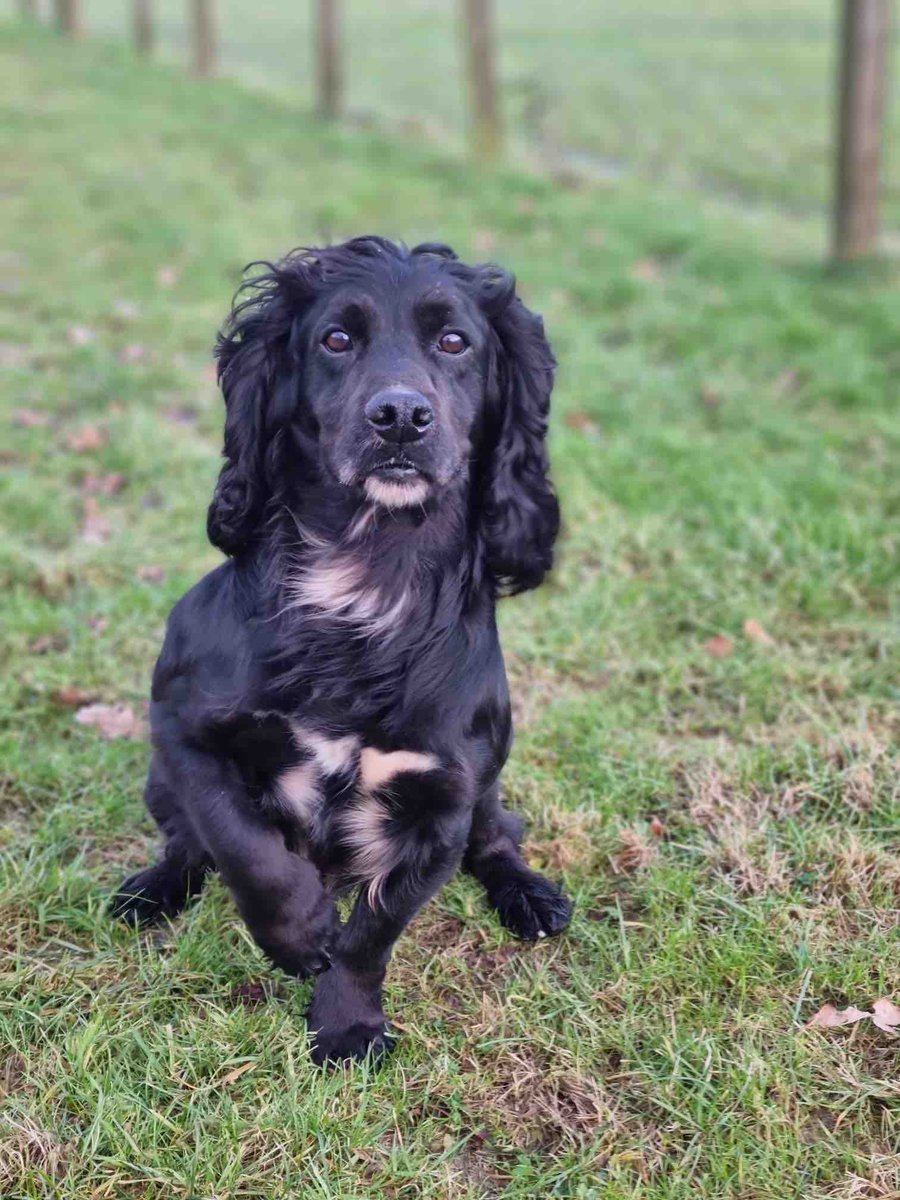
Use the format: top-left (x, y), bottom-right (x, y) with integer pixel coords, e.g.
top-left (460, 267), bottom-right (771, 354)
top-left (269, 722), bottom-right (439, 892)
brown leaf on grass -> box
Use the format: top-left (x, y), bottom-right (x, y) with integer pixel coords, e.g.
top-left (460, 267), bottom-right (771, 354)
top-left (118, 344), bottom-right (146, 364)
top-left (699, 384), bottom-right (722, 409)
top-left (610, 828), bottom-right (657, 875)
top-left (29, 634), bottom-right (66, 655)
top-left (649, 815), bottom-right (665, 839)
top-left (630, 258), bottom-right (663, 283)
top-left (704, 635), bottom-right (734, 659)
top-left (87, 615), bottom-right (108, 634)
top-left (13, 409), bottom-right (50, 428)
top-left (80, 471), bottom-right (125, 497)
top-left (81, 498), bottom-right (110, 545)
top-left (136, 565), bottom-right (166, 583)
top-left (743, 618), bottom-right (775, 646)
top-left (807, 1004), bottom-right (870, 1028)
top-left (163, 406), bottom-right (198, 426)
top-left (156, 265), bottom-right (179, 288)
top-left (65, 426), bottom-right (106, 453)
top-left (563, 411), bottom-right (601, 437)
top-left (216, 1061), bottom-right (256, 1087)
top-left (230, 982), bottom-right (273, 1007)
top-left (74, 704), bottom-right (144, 740)
top-left (52, 686), bottom-right (95, 706)
top-left (66, 325), bottom-right (95, 347)
top-left (871, 998), bottom-right (900, 1033)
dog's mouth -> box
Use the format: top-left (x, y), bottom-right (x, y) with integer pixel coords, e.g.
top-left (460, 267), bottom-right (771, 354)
top-left (368, 455), bottom-right (427, 483)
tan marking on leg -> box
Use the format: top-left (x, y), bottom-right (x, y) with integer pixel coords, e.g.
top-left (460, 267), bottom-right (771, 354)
top-left (359, 748), bottom-right (440, 793)
top-left (275, 760), bottom-right (318, 823)
top-left (340, 795), bottom-right (399, 908)
top-left (291, 725), bottom-right (359, 775)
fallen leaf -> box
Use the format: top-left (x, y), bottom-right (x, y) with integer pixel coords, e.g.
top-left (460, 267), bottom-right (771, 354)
top-left (81, 498), bottom-right (110, 545)
top-left (230, 982), bottom-right (271, 1007)
top-left (65, 426), bottom-right (106, 453)
top-left (649, 815), bottom-right (665, 839)
top-left (700, 384), bottom-right (722, 409)
top-left (136, 565), bottom-right (166, 583)
top-left (13, 408), bottom-right (49, 428)
top-left (630, 258), bottom-right (662, 283)
top-left (611, 829), bottom-right (657, 874)
top-left (53, 686), bottom-right (94, 706)
top-left (87, 615), bottom-right (108, 634)
top-left (156, 265), bottom-right (179, 288)
top-left (564, 411), bottom-right (601, 436)
top-left (807, 1004), bottom-right (870, 1028)
top-left (29, 634), bottom-right (65, 655)
top-left (74, 703), bottom-right (144, 740)
top-left (216, 1061), bottom-right (256, 1087)
top-left (743, 618), bottom-right (775, 646)
top-left (67, 325), bottom-right (95, 346)
top-left (118, 344), bottom-right (146, 364)
top-left (871, 998), bottom-right (900, 1033)
top-left (80, 471), bottom-right (125, 497)
top-left (704, 635), bottom-right (734, 659)
top-left (164, 406), bottom-right (198, 426)
top-left (775, 368), bottom-right (800, 396)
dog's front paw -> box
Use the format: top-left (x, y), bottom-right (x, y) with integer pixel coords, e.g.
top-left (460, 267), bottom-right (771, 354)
top-left (491, 870), bottom-right (573, 941)
top-left (309, 1018), bottom-right (395, 1067)
top-left (307, 964), bottom-right (395, 1067)
top-left (111, 865), bottom-right (179, 927)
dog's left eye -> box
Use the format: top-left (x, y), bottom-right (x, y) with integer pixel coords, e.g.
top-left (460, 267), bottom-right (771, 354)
top-left (437, 332), bottom-right (468, 355)
top-left (323, 329), bottom-right (352, 353)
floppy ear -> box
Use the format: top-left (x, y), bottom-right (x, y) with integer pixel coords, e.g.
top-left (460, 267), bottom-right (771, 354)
top-left (206, 261), bottom-right (314, 555)
top-left (481, 289), bottom-right (560, 595)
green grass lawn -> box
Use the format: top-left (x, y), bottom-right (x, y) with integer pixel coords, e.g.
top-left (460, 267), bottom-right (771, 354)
top-left (1, 22), bottom-right (899, 1200)
top-left (5, 0), bottom-right (900, 225)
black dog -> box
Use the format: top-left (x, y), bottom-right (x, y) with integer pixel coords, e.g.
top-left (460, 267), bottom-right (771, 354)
top-left (113, 237), bottom-right (572, 1064)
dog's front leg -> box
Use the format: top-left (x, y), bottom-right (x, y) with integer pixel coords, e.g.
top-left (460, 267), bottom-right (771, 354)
top-left (308, 798), bottom-right (470, 1066)
top-left (162, 743), bottom-right (338, 978)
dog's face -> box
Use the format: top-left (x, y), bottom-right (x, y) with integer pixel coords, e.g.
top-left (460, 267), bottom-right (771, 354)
top-left (300, 260), bottom-right (490, 509)
top-left (209, 238), bottom-right (559, 594)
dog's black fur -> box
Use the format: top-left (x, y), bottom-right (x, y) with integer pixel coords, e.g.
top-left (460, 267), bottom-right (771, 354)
top-left (112, 237), bottom-right (572, 1064)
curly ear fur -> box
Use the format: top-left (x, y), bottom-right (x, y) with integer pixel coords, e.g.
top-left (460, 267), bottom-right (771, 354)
top-left (481, 287), bottom-right (559, 595)
top-left (207, 258), bottom-right (318, 555)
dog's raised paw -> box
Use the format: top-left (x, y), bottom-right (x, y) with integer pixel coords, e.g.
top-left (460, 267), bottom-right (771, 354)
top-left (492, 871), bottom-right (573, 941)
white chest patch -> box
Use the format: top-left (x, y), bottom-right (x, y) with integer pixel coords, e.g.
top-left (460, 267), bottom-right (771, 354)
top-left (288, 553), bottom-right (411, 634)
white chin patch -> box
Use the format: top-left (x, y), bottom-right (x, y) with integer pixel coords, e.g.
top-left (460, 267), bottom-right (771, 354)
top-left (364, 476), bottom-right (430, 509)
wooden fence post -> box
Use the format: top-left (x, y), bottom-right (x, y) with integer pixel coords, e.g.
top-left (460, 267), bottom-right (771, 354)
top-left (833, 0), bottom-right (892, 260)
top-left (134, 0), bottom-right (153, 55)
top-left (190, 0), bottom-right (216, 78)
top-left (462, 0), bottom-right (502, 162)
top-left (54, 0), bottom-right (82, 37)
top-left (315, 0), bottom-right (342, 119)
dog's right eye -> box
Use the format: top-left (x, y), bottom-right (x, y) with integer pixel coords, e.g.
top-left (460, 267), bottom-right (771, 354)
top-left (323, 329), bottom-right (352, 353)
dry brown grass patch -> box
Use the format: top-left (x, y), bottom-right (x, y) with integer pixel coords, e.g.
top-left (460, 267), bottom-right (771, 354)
top-left (675, 764), bottom-right (796, 896)
top-left (0, 1114), bottom-right (74, 1191)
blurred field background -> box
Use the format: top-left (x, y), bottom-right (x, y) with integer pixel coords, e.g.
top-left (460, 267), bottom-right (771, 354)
top-left (1, 7), bottom-right (899, 1199)
top-left (3, 0), bottom-right (900, 223)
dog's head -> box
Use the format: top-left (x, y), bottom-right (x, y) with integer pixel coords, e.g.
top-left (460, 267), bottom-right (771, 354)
top-left (209, 237), bottom-right (558, 594)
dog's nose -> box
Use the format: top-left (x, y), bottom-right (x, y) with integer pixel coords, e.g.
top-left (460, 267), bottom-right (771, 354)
top-left (365, 390), bottom-right (433, 444)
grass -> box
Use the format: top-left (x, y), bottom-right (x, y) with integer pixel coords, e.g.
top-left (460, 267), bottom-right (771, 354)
top-left (7, 0), bottom-right (899, 226)
top-left (1, 21), bottom-right (899, 1199)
